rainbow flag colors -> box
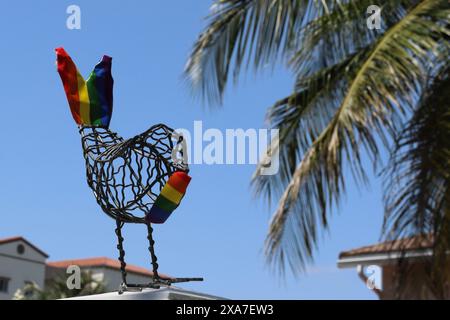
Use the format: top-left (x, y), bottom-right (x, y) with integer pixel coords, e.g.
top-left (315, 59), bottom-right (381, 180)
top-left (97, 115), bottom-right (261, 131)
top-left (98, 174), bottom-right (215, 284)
top-left (146, 171), bottom-right (192, 224)
top-left (55, 47), bottom-right (114, 127)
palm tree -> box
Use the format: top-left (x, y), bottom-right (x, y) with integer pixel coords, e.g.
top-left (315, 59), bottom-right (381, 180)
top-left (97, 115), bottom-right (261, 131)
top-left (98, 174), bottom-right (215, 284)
top-left (184, 0), bottom-right (450, 285)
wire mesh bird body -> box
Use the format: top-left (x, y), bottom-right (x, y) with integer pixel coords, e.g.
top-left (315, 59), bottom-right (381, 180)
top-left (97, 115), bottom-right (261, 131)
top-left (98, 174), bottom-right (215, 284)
top-left (80, 124), bottom-right (186, 223)
top-left (56, 47), bottom-right (202, 292)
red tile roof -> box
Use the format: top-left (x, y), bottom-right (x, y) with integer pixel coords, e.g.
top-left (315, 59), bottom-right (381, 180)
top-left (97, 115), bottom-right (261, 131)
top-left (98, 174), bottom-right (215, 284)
top-left (0, 236), bottom-right (49, 258)
top-left (47, 257), bottom-right (171, 279)
top-left (339, 235), bottom-right (433, 259)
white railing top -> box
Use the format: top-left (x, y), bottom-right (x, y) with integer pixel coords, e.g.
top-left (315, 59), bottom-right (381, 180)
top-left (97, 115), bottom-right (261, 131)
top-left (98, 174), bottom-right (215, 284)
top-left (62, 286), bottom-right (226, 300)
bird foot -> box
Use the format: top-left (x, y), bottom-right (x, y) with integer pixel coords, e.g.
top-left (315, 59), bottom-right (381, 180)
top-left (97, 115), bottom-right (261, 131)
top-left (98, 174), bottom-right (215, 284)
top-left (147, 276), bottom-right (204, 288)
top-left (117, 277), bottom-right (204, 294)
top-left (118, 283), bottom-right (143, 295)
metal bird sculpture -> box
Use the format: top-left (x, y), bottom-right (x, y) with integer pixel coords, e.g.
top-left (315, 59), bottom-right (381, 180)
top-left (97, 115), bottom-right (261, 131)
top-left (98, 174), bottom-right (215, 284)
top-left (55, 47), bottom-right (202, 293)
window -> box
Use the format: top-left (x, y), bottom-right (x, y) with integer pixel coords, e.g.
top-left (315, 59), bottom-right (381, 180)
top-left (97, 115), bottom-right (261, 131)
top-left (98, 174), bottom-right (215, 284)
top-left (0, 277), bottom-right (10, 293)
top-left (17, 244), bottom-right (25, 255)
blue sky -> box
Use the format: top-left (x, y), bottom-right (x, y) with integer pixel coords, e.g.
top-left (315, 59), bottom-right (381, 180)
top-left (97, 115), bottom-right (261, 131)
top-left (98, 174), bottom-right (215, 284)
top-left (0, 1), bottom-right (385, 299)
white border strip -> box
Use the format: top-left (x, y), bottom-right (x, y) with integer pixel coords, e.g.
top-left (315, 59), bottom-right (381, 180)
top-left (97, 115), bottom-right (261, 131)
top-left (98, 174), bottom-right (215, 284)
top-left (337, 249), bottom-right (433, 268)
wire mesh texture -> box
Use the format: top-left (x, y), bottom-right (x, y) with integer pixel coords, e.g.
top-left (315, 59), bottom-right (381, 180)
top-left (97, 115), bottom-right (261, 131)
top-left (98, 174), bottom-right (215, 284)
top-left (80, 124), bottom-right (188, 223)
top-left (78, 124), bottom-right (201, 291)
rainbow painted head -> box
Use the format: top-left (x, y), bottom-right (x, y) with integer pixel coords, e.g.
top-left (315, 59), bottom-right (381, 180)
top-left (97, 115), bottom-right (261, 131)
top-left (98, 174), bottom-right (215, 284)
top-left (55, 47), bottom-right (114, 128)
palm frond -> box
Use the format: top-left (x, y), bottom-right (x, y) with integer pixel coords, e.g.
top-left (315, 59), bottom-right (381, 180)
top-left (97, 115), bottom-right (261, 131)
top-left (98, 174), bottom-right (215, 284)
top-left (257, 0), bottom-right (450, 273)
top-left (383, 65), bottom-right (450, 298)
top-left (253, 48), bottom-right (372, 203)
top-left (184, 0), bottom-right (327, 105)
top-left (186, 0), bottom-right (450, 276)
top-left (289, 0), bottom-right (418, 76)
top-left (383, 65), bottom-right (450, 247)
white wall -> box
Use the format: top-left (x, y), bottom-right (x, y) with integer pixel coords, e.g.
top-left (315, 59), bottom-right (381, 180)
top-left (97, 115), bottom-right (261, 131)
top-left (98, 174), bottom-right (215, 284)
top-left (88, 267), bottom-right (152, 292)
top-left (46, 266), bottom-right (154, 293)
top-left (0, 240), bottom-right (46, 300)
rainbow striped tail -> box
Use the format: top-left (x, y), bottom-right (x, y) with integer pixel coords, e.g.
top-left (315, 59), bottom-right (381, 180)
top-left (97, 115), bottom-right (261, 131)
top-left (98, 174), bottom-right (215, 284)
top-left (146, 171), bottom-right (192, 224)
top-left (56, 47), bottom-right (114, 128)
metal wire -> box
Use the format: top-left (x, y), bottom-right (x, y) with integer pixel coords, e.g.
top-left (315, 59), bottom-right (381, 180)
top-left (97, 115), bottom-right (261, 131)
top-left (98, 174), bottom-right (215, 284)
top-left (78, 124), bottom-right (201, 292)
top-left (80, 124), bottom-right (187, 223)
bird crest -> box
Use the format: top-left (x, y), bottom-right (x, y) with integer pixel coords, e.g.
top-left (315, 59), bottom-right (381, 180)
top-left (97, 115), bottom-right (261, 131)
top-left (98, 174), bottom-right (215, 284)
top-left (55, 47), bottom-right (114, 128)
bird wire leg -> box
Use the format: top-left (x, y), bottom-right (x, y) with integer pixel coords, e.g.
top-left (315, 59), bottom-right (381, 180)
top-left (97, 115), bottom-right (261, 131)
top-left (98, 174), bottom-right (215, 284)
top-left (115, 218), bottom-right (140, 294)
top-left (115, 219), bottom-right (127, 294)
top-left (146, 222), bottom-right (164, 289)
top-left (145, 222), bottom-right (204, 288)
top-left (116, 219), bottom-right (150, 294)
top-left (114, 220), bottom-right (203, 293)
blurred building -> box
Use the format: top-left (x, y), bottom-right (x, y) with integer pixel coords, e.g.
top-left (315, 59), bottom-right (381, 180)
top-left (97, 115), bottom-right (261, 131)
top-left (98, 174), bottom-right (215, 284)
top-left (0, 236), bottom-right (157, 299)
top-left (46, 257), bottom-right (165, 292)
top-left (0, 236), bottom-right (48, 300)
top-left (338, 235), bottom-right (450, 299)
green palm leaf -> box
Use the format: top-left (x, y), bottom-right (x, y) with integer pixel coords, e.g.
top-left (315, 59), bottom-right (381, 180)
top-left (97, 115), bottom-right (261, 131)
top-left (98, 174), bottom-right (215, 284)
top-left (262, 0), bottom-right (449, 272)
top-left (383, 65), bottom-right (450, 298)
top-left (184, 0), bottom-right (326, 105)
top-left (186, 0), bottom-right (450, 277)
